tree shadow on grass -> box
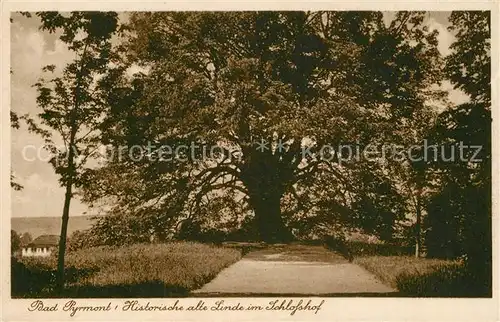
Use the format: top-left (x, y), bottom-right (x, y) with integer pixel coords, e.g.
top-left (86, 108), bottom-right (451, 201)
top-left (12, 257), bottom-right (192, 298)
top-left (396, 266), bottom-right (492, 298)
top-left (13, 281), bottom-right (190, 298)
top-left (61, 281), bottom-right (190, 298)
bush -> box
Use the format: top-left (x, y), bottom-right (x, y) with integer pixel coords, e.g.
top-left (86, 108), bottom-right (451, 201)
top-left (323, 235), bottom-right (353, 261)
top-left (11, 256), bottom-right (97, 297)
top-left (11, 256), bottom-right (55, 297)
top-left (68, 229), bottom-right (96, 252)
top-left (12, 242), bottom-right (241, 298)
top-left (424, 183), bottom-right (491, 264)
top-left (347, 241), bottom-right (413, 257)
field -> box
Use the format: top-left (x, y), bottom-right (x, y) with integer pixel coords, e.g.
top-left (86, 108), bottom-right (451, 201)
top-left (354, 256), bottom-right (490, 297)
top-left (11, 239), bottom-right (490, 298)
top-left (12, 242), bottom-right (241, 298)
top-left (11, 216), bottom-right (96, 238)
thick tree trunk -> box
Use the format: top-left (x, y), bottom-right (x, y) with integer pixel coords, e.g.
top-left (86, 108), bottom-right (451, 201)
top-left (251, 193), bottom-right (294, 243)
top-left (239, 147), bottom-right (296, 243)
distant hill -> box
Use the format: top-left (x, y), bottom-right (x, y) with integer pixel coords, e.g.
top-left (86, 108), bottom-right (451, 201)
top-left (11, 216), bottom-right (97, 239)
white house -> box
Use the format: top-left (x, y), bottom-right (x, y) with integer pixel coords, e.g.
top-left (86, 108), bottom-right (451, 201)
top-left (21, 235), bottom-right (59, 257)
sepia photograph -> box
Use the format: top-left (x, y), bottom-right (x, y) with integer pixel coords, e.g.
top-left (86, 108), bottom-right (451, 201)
top-left (8, 10), bottom-right (492, 301)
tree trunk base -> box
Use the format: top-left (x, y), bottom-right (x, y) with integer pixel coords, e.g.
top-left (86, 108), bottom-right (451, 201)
top-left (254, 208), bottom-right (294, 244)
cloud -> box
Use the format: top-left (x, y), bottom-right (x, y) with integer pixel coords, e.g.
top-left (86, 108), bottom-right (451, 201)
top-left (12, 173), bottom-right (62, 216)
top-left (426, 17), bottom-right (454, 57)
top-left (442, 80), bottom-right (470, 106)
top-left (126, 64), bottom-right (150, 78)
top-left (12, 172), bottom-right (90, 218)
top-left (382, 12), bottom-right (453, 57)
top-left (424, 14), bottom-right (470, 107)
top-left (382, 12), bottom-right (396, 28)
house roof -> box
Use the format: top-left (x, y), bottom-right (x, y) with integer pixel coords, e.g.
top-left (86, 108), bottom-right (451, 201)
top-left (27, 235), bottom-right (59, 247)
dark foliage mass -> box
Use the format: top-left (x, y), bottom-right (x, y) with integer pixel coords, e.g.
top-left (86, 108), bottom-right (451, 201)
top-left (423, 12), bottom-right (491, 272)
top-left (81, 11), bottom-right (445, 245)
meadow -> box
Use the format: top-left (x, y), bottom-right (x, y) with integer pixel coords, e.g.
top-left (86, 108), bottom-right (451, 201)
top-left (11, 239), bottom-right (489, 297)
top-left (355, 256), bottom-right (490, 297)
top-left (323, 237), bottom-right (490, 297)
top-left (11, 242), bottom-right (241, 298)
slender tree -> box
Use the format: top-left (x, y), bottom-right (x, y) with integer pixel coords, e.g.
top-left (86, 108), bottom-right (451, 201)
top-left (25, 12), bottom-right (118, 292)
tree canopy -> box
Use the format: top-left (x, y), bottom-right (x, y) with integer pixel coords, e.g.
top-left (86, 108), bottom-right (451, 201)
top-left (80, 11), bottom-right (448, 243)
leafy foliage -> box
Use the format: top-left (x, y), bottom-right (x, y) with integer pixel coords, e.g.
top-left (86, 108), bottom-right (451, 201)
top-left (445, 11), bottom-right (490, 104)
top-left (20, 232), bottom-right (33, 246)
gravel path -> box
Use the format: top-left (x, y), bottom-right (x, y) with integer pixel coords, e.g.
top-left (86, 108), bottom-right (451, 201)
top-left (193, 245), bottom-right (396, 296)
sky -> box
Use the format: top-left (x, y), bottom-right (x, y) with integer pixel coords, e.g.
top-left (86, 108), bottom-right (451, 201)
top-left (10, 11), bottom-right (470, 218)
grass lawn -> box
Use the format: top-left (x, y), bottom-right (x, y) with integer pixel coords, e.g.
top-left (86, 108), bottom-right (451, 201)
top-left (12, 242), bottom-right (241, 298)
top-left (354, 256), bottom-right (458, 287)
top-left (354, 256), bottom-right (490, 297)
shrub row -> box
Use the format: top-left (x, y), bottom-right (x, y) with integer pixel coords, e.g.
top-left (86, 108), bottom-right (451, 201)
top-left (323, 236), bottom-right (413, 261)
